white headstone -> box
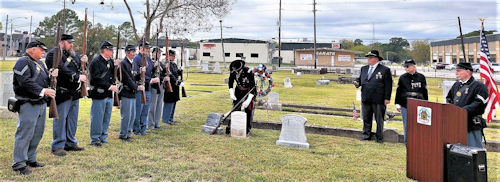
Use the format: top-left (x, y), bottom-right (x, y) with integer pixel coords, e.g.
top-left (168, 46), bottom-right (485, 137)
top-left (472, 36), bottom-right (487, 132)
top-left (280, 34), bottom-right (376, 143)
top-left (0, 72), bottom-right (15, 107)
top-left (316, 79), bottom-right (330, 85)
top-left (231, 111), bottom-right (247, 138)
top-left (296, 72), bottom-right (302, 78)
top-left (202, 62), bottom-right (209, 72)
top-left (291, 69), bottom-right (295, 74)
top-left (197, 60), bottom-right (201, 69)
top-left (202, 113), bottom-right (223, 134)
top-left (267, 92), bottom-right (282, 111)
top-left (213, 62), bottom-right (221, 73)
top-left (442, 80), bottom-right (455, 102)
top-left (284, 77), bottom-right (293, 88)
top-left (276, 114), bottom-right (309, 148)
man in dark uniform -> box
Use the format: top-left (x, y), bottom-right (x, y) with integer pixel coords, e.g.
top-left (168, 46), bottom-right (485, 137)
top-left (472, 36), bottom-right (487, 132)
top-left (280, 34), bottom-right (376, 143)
top-left (148, 47), bottom-right (165, 129)
top-left (227, 59), bottom-right (256, 136)
top-left (353, 50), bottom-right (393, 143)
top-left (395, 59), bottom-right (428, 144)
top-left (133, 41), bottom-right (154, 135)
top-left (45, 34), bottom-right (86, 156)
top-left (446, 62), bottom-right (488, 148)
top-left (118, 45), bottom-right (144, 141)
top-left (88, 40), bottom-right (119, 147)
top-left (12, 41), bottom-right (57, 175)
top-left (163, 50), bottom-right (183, 125)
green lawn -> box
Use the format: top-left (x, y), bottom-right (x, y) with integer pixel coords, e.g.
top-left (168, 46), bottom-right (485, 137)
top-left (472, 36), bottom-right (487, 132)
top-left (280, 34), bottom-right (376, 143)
top-left (0, 67), bottom-right (498, 181)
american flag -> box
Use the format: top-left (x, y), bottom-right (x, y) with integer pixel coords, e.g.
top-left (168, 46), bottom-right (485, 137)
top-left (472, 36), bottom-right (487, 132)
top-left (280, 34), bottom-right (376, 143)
top-left (479, 23), bottom-right (499, 123)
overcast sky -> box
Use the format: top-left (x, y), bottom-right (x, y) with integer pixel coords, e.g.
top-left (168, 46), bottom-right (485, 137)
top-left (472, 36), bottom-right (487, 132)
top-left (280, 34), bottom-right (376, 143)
top-left (0, 0), bottom-right (498, 44)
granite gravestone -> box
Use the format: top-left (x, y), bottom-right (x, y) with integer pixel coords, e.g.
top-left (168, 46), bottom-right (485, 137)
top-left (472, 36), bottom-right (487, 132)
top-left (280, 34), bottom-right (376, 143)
top-left (267, 92), bottom-right (282, 111)
top-left (213, 62), bottom-right (222, 73)
top-left (0, 72), bottom-right (14, 107)
top-left (202, 113), bottom-right (223, 134)
top-left (296, 72), bottom-right (302, 78)
top-left (202, 62), bottom-right (209, 72)
top-left (316, 79), bottom-right (330, 85)
top-left (284, 77), bottom-right (293, 88)
top-left (276, 114), bottom-right (309, 148)
top-left (231, 111), bottom-right (247, 138)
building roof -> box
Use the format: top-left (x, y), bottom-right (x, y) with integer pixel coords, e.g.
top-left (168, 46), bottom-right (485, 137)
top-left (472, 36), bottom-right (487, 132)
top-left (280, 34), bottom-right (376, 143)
top-left (430, 34), bottom-right (500, 47)
top-left (280, 42), bottom-right (332, 50)
top-left (295, 48), bottom-right (363, 54)
top-left (201, 38), bottom-right (268, 44)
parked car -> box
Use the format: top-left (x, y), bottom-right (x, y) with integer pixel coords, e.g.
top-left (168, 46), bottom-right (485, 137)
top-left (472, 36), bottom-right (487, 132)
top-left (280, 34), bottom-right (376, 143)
top-left (431, 63), bottom-right (438, 69)
top-left (445, 64), bottom-right (456, 70)
top-left (471, 63), bottom-right (480, 72)
top-left (436, 63), bottom-right (448, 69)
top-left (492, 63), bottom-right (500, 72)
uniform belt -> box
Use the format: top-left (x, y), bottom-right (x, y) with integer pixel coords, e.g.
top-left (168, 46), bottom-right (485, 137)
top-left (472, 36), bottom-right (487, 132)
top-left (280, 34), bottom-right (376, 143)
top-left (406, 92), bottom-right (423, 97)
top-left (237, 85), bottom-right (251, 90)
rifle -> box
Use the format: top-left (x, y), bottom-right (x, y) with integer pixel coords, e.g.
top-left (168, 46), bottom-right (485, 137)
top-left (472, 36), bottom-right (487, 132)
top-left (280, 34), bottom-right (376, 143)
top-left (49, 21), bottom-right (63, 119)
top-left (153, 28), bottom-right (161, 95)
top-left (164, 29), bottom-right (173, 93)
top-left (113, 29), bottom-right (121, 107)
top-left (210, 86), bottom-right (256, 135)
top-left (80, 8), bottom-right (88, 97)
top-left (180, 41), bottom-right (187, 97)
top-left (139, 37), bottom-right (147, 104)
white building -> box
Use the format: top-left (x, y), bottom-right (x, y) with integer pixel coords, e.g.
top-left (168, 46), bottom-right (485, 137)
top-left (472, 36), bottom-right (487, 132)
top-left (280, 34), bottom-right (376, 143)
top-left (272, 42), bottom-right (333, 64)
top-left (199, 38), bottom-right (272, 64)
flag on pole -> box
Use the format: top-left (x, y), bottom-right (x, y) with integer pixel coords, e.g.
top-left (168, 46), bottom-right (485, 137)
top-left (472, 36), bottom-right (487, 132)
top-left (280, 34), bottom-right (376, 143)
top-left (478, 20), bottom-right (499, 123)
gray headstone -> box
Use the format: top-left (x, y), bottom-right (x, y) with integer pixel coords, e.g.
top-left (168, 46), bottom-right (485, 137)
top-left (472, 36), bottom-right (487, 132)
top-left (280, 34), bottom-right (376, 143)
top-left (284, 77), bottom-right (293, 88)
top-left (231, 111), bottom-right (247, 138)
top-left (0, 72), bottom-right (14, 107)
top-left (296, 72), bottom-right (302, 78)
top-left (267, 92), bottom-right (282, 111)
top-left (346, 68), bottom-right (351, 74)
top-left (224, 77), bottom-right (229, 84)
top-left (291, 69), bottom-right (295, 74)
top-left (442, 80), bottom-right (455, 102)
top-left (276, 114), bottom-right (309, 148)
top-left (336, 68), bottom-right (341, 73)
top-left (213, 62), bottom-right (221, 73)
top-left (272, 66), bottom-right (277, 71)
top-left (316, 79), bottom-right (330, 85)
top-left (202, 63), bottom-right (209, 72)
top-left (202, 113), bottom-right (223, 134)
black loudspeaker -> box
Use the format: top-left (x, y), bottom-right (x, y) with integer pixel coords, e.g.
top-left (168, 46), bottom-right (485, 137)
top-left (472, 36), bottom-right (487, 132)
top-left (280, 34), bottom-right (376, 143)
top-left (445, 143), bottom-right (487, 182)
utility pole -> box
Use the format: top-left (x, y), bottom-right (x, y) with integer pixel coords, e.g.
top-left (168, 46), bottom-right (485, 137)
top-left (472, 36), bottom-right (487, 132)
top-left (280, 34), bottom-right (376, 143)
top-left (313, 0), bottom-right (317, 69)
top-left (3, 14), bottom-right (8, 60)
top-left (9, 21), bottom-right (13, 56)
top-left (28, 16), bottom-right (32, 42)
top-left (278, 0), bottom-right (282, 67)
top-left (219, 20), bottom-right (226, 68)
top-left (372, 22), bottom-right (375, 44)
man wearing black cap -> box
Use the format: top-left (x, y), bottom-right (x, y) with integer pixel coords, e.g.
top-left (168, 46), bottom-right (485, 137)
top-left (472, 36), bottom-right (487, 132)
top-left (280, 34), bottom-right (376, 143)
top-left (446, 62), bottom-right (488, 148)
top-left (45, 34), bottom-right (87, 156)
top-left (225, 59), bottom-right (256, 136)
top-left (133, 41), bottom-right (154, 135)
top-left (395, 59), bottom-right (428, 144)
top-left (88, 40), bottom-right (119, 146)
top-left (148, 47), bottom-right (166, 129)
top-left (118, 45), bottom-right (144, 141)
top-left (12, 40), bottom-right (58, 175)
top-left (353, 50), bottom-right (393, 143)
top-left (163, 49), bottom-right (183, 125)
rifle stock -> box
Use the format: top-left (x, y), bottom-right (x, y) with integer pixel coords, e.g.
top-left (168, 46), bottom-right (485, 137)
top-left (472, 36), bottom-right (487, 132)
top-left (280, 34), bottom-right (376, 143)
top-left (113, 29), bottom-right (121, 107)
top-left (164, 30), bottom-right (173, 93)
top-left (80, 8), bottom-right (88, 97)
top-left (49, 22), bottom-right (63, 119)
top-left (154, 29), bottom-right (161, 95)
top-left (140, 37), bottom-right (147, 104)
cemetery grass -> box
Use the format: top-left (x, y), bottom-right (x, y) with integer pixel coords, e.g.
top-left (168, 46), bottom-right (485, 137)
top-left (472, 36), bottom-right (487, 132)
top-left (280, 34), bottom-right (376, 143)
top-left (0, 60), bottom-right (15, 72)
top-left (0, 71), bottom-right (497, 180)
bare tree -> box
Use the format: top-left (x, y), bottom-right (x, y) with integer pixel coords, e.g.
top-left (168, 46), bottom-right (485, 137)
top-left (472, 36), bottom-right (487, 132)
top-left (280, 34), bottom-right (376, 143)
top-left (123, 0), bottom-right (233, 41)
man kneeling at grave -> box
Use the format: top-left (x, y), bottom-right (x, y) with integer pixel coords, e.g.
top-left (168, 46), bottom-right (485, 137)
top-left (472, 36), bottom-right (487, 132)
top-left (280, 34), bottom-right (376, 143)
top-left (227, 60), bottom-right (257, 136)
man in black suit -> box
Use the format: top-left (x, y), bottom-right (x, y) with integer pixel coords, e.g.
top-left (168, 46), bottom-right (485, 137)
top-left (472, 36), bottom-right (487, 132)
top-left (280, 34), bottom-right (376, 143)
top-left (353, 50), bottom-right (393, 143)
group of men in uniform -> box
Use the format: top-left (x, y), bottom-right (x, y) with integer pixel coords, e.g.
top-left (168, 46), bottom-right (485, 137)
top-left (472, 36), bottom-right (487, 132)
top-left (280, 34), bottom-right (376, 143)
top-left (11, 37), bottom-right (184, 175)
top-left (355, 50), bottom-right (487, 147)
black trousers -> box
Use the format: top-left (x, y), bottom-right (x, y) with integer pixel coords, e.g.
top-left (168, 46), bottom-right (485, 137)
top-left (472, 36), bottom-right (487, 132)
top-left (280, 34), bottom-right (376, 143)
top-left (226, 99), bottom-right (254, 134)
top-left (361, 102), bottom-right (386, 140)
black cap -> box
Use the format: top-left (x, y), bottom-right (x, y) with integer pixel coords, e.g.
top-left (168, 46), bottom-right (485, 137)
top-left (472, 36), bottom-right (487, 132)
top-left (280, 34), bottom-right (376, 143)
top-left (152, 47), bottom-right (162, 53)
top-left (61, 34), bottom-right (75, 43)
top-left (168, 50), bottom-right (176, 56)
top-left (456, 62), bottom-right (473, 71)
top-left (403, 59), bottom-right (416, 67)
top-left (365, 50), bottom-right (383, 60)
top-left (100, 40), bottom-right (114, 50)
top-left (138, 41), bottom-right (151, 49)
top-left (230, 60), bottom-right (245, 73)
top-left (125, 45), bottom-right (136, 52)
top-left (26, 40), bottom-right (48, 51)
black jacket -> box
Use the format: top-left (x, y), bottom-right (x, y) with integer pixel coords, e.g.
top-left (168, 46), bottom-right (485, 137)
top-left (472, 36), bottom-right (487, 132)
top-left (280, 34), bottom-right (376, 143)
top-left (395, 72), bottom-right (428, 108)
top-left (45, 49), bottom-right (82, 103)
top-left (164, 61), bottom-right (182, 103)
top-left (228, 67), bottom-right (257, 101)
top-left (89, 54), bottom-right (115, 99)
top-left (133, 53), bottom-right (154, 91)
top-left (446, 77), bottom-right (488, 131)
top-left (13, 54), bottom-right (50, 105)
top-left (151, 58), bottom-right (167, 91)
top-left (356, 63), bottom-right (393, 104)
top-left (119, 57), bottom-right (139, 98)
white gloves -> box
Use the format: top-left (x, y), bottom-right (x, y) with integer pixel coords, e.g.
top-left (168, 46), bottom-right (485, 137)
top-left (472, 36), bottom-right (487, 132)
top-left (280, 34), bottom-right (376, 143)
top-left (229, 88), bottom-right (237, 101)
top-left (179, 82), bottom-right (185, 87)
top-left (241, 94), bottom-right (254, 111)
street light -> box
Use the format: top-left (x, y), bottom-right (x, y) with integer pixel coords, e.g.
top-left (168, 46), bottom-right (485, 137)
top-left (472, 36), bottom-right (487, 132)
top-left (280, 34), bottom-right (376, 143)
top-left (3, 16), bottom-right (28, 58)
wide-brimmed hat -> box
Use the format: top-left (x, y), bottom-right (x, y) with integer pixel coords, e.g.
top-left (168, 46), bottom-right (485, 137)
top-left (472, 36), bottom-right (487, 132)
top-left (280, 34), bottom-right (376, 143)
top-left (365, 50), bottom-right (383, 60)
top-left (456, 62), bottom-right (473, 71)
top-left (230, 60), bottom-right (245, 73)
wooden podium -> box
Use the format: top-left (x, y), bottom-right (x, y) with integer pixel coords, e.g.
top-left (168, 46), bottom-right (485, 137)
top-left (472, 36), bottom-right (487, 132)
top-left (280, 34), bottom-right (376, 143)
top-left (406, 98), bottom-right (467, 181)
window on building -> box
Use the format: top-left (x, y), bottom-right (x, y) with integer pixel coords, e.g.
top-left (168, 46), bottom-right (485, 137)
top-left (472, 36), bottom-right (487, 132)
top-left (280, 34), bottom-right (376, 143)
top-left (203, 52), bottom-right (211, 57)
top-left (251, 53), bottom-right (258, 58)
top-left (225, 53), bottom-right (230, 57)
top-left (236, 53), bottom-right (243, 57)
top-left (468, 55), bottom-right (474, 63)
top-left (491, 54), bottom-right (497, 63)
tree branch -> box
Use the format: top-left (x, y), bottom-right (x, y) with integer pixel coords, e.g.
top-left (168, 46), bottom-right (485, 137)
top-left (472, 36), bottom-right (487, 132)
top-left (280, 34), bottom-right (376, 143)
top-left (123, 0), bottom-right (139, 41)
